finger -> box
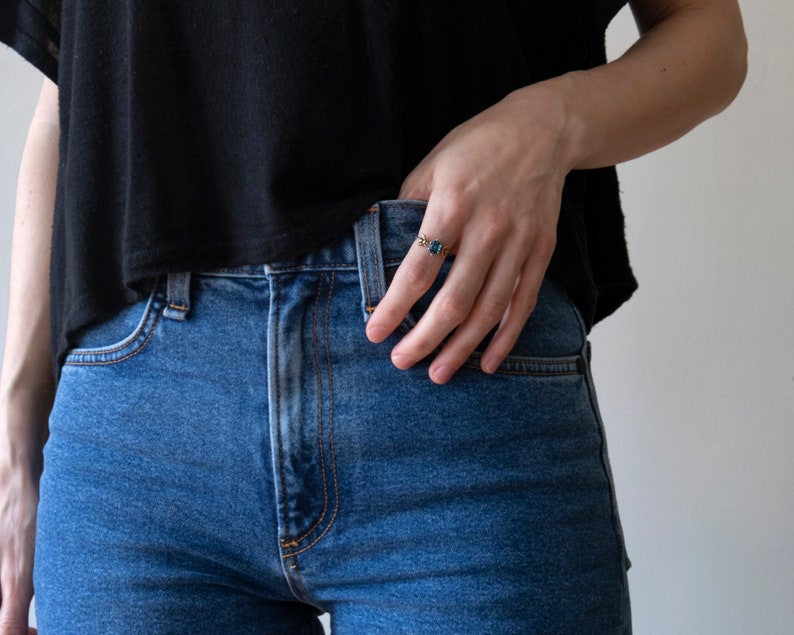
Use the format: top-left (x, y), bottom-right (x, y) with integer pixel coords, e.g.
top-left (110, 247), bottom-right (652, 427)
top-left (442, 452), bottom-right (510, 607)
top-left (366, 224), bottom-right (455, 345)
top-left (427, 248), bottom-right (524, 384)
top-left (479, 248), bottom-right (551, 373)
top-left (390, 230), bottom-right (498, 369)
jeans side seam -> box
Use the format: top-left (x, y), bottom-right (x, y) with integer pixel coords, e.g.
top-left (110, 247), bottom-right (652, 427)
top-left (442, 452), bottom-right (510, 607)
top-left (563, 285), bottom-right (589, 360)
top-left (582, 361), bottom-right (630, 600)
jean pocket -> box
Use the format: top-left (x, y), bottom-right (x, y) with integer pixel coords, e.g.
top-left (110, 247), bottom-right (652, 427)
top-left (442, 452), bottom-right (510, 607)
top-left (385, 260), bottom-right (587, 377)
top-left (64, 279), bottom-right (165, 366)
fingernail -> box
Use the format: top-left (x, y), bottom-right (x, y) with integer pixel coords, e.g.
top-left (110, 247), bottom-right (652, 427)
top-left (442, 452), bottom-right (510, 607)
top-left (482, 358), bottom-right (499, 374)
top-left (367, 324), bottom-right (390, 343)
top-left (391, 352), bottom-right (414, 370)
top-left (432, 365), bottom-right (454, 384)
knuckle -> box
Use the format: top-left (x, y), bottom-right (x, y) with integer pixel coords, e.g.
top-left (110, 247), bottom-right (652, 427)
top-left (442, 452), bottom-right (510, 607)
top-left (480, 225), bottom-right (508, 248)
top-left (477, 296), bottom-right (510, 323)
top-left (397, 260), bottom-right (434, 291)
top-left (448, 346), bottom-right (473, 365)
top-left (412, 337), bottom-right (439, 357)
top-left (479, 210), bottom-right (509, 240)
top-left (520, 292), bottom-right (539, 316)
top-left (514, 221), bottom-right (534, 245)
top-left (434, 292), bottom-right (471, 325)
top-left (400, 331), bottom-right (438, 359)
top-left (431, 191), bottom-right (469, 228)
top-left (435, 189), bottom-right (467, 214)
top-left (377, 303), bottom-right (408, 327)
top-left (534, 231), bottom-right (557, 260)
top-left (436, 330), bottom-right (479, 366)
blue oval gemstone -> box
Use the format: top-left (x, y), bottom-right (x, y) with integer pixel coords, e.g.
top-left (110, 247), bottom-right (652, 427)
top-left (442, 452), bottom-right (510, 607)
top-left (429, 240), bottom-right (442, 255)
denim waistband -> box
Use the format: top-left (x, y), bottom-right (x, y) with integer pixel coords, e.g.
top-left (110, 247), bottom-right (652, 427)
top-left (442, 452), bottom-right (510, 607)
top-left (164, 199), bottom-right (425, 322)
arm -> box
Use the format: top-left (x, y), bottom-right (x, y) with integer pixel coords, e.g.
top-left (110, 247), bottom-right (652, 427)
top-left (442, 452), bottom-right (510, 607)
top-left (0, 76), bottom-right (59, 634)
top-left (366, 0), bottom-right (747, 384)
top-left (564, 0), bottom-right (748, 169)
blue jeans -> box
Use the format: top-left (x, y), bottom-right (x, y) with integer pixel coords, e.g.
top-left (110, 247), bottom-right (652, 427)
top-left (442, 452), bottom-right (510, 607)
top-left (35, 200), bottom-right (631, 634)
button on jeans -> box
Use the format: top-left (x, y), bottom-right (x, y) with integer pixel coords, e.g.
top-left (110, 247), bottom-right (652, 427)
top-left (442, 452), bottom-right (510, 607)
top-left (35, 200), bottom-right (631, 634)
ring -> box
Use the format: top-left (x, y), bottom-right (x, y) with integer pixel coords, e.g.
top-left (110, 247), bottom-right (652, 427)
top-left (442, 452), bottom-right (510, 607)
top-left (416, 233), bottom-right (451, 257)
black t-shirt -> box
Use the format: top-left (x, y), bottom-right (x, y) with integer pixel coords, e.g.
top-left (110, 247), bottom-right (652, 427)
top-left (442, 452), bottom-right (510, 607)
top-left (1, 1), bottom-right (636, 383)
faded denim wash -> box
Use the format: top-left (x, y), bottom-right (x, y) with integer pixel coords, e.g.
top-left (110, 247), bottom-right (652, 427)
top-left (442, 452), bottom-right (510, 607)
top-left (35, 200), bottom-right (631, 634)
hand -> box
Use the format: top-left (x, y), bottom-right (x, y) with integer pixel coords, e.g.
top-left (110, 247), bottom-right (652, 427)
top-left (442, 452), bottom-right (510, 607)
top-left (0, 397), bottom-right (44, 635)
top-left (0, 450), bottom-right (38, 635)
top-left (0, 458), bottom-right (38, 635)
top-left (366, 79), bottom-right (576, 384)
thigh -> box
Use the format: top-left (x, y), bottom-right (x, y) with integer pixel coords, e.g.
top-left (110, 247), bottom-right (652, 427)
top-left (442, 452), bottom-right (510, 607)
top-left (34, 276), bottom-right (324, 634)
top-left (294, 268), bottom-right (631, 634)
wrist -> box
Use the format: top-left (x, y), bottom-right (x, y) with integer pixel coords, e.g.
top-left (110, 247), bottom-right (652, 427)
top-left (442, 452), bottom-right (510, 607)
top-left (544, 71), bottom-right (595, 171)
top-left (0, 390), bottom-right (51, 475)
top-left (503, 73), bottom-right (590, 174)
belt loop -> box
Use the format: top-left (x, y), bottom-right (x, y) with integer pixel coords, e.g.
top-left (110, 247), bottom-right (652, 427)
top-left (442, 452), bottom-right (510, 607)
top-left (354, 204), bottom-right (386, 322)
top-left (163, 272), bottom-right (192, 321)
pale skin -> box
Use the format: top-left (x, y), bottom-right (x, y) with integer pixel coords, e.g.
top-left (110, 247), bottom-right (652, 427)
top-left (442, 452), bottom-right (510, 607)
top-left (368, 0), bottom-right (748, 384)
top-left (0, 0), bottom-right (746, 631)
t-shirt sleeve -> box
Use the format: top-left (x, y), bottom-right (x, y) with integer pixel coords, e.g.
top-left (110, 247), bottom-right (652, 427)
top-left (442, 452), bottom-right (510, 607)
top-left (0, 0), bottom-right (60, 83)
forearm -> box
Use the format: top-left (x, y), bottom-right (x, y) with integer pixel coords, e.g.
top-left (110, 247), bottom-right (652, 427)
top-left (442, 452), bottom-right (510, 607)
top-left (380, 0), bottom-right (746, 381)
top-left (532, 0), bottom-right (748, 170)
top-left (0, 78), bottom-right (59, 472)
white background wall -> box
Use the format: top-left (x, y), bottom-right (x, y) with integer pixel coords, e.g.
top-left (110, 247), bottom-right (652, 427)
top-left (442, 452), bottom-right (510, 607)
top-left (1, 2), bottom-right (792, 633)
top-left (597, 5), bottom-right (793, 634)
